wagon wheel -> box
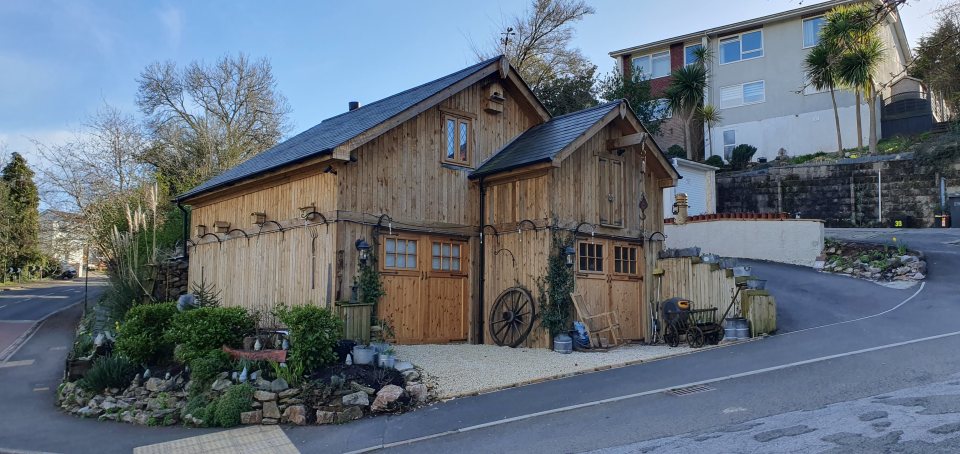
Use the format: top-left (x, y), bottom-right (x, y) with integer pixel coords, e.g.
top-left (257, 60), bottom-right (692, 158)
top-left (687, 326), bottom-right (705, 348)
top-left (665, 323), bottom-right (680, 348)
top-left (489, 287), bottom-right (536, 347)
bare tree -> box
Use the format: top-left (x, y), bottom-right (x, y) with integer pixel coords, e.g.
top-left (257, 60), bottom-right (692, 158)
top-left (137, 53), bottom-right (291, 191)
top-left (474, 0), bottom-right (595, 93)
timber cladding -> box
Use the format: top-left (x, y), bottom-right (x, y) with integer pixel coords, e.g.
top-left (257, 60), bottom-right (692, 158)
top-left (183, 57), bottom-right (677, 347)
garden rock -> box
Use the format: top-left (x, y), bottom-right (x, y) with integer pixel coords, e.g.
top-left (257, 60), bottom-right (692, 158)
top-left (144, 377), bottom-right (164, 392)
top-left (316, 410), bottom-right (335, 425)
top-left (270, 378), bottom-right (289, 393)
top-left (342, 391), bottom-right (369, 407)
top-left (254, 377), bottom-right (272, 390)
top-left (405, 383), bottom-right (428, 403)
top-left (240, 410), bottom-right (263, 425)
top-left (278, 388), bottom-right (300, 399)
top-left (336, 406), bottom-right (363, 423)
top-left (254, 390), bottom-right (277, 402)
top-left (350, 382), bottom-right (375, 395)
top-left (77, 406), bottom-right (103, 418)
top-left (401, 370), bottom-right (420, 382)
top-left (262, 418), bottom-right (278, 425)
top-left (211, 378), bottom-right (233, 392)
top-left (282, 405), bottom-right (307, 425)
top-left (371, 385), bottom-right (404, 413)
top-left (394, 361), bottom-right (414, 372)
top-left (262, 401), bottom-right (281, 419)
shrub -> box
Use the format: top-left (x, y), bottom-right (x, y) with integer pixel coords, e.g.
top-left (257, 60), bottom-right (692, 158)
top-left (189, 349), bottom-right (232, 385)
top-left (703, 155), bottom-right (724, 168)
top-left (273, 304), bottom-right (342, 373)
top-left (115, 302), bottom-right (178, 366)
top-left (730, 144), bottom-right (758, 170)
top-left (666, 144), bottom-right (686, 159)
top-left (166, 307), bottom-right (255, 364)
top-left (213, 384), bottom-right (254, 427)
top-left (78, 355), bottom-right (138, 392)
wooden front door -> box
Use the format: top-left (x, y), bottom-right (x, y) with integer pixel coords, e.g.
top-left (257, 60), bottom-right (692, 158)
top-left (574, 239), bottom-right (645, 341)
top-left (379, 233), bottom-right (469, 344)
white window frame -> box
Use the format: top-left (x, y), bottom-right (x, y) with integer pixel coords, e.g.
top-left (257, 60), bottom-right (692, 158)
top-left (631, 50), bottom-right (671, 79)
top-left (684, 44), bottom-right (703, 66)
top-left (802, 16), bottom-right (826, 49)
top-left (722, 129), bottom-right (736, 159)
top-left (719, 29), bottom-right (764, 65)
top-left (720, 80), bottom-right (765, 109)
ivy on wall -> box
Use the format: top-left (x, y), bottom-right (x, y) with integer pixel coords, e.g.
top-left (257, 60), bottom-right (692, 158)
top-left (537, 231), bottom-right (575, 337)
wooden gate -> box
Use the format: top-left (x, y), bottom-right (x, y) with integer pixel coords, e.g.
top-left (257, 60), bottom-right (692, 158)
top-left (574, 239), bottom-right (645, 340)
top-left (378, 233), bottom-right (469, 344)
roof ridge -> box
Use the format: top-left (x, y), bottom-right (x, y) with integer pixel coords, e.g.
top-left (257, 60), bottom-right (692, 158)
top-left (547, 99), bottom-right (621, 121)
top-left (321, 56), bottom-right (502, 123)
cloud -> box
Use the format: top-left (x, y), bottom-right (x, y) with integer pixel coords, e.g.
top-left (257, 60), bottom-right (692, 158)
top-left (157, 6), bottom-right (183, 48)
top-left (0, 128), bottom-right (85, 165)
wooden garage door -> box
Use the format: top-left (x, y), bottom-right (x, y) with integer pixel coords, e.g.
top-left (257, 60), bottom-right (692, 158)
top-left (378, 234), bottom-right (469, 344)
top-left (574, 239), bottom-right (645, 341)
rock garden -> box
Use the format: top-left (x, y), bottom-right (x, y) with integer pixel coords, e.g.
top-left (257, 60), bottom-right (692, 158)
top-left (819, 237), bottom-right (927, 283)
top-left (59, 300), bottom-right (430, 428)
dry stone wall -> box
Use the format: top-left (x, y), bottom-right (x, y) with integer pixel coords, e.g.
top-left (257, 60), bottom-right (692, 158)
top-left (717, 152), bottom-right (960, 228)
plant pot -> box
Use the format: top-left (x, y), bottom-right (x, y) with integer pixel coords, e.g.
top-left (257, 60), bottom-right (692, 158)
top-left (352, 346), bottom-right (375, 365)
top-left (382, 355), bottom-right (396, 369)
top-left (369, 342), bottom-right (390, 354)
top-left (746, 279), bottom-right (767, 290)
top-left (733, 266), bottom-right (752, 277)
top-left (553, 334), bottom-right (573, 354)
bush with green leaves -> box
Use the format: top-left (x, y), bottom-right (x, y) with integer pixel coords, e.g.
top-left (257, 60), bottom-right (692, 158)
top-left (189, 349), bottom-right (232, 385)
top-left (78, 355), bottom-right (138, 392)
top-left (166, 307), bottom-right (255, 364)
top-left (273, 304), bottom-right (342, 373)
top-left (704, 155), bottom-right (724, 168)
top-left (730, 144), bottom-right (758, 170)
top-left (115, 302), bottom-right (178, 366)
top-left (213, 383), bottom-right (254, 427)
top-left (666, 144), bottom-right (686, 159)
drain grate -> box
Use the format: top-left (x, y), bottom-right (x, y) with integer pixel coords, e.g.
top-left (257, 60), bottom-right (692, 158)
top-left (666, 384), bottom-right (715, 396)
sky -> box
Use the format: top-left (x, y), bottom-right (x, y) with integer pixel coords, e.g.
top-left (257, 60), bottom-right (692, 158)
top-left (0, 0), bottom-right (945, 163)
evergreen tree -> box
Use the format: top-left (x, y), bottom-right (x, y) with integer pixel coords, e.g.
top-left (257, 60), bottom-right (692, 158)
top-left (1, 153), bottom-right (41, 271)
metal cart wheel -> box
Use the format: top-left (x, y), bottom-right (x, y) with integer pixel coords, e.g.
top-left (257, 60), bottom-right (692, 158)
top-left (488, 287), bottom-right (536, 347)
top-left (665, 322), bottom-right (680, 347)
top-left (687, 326), bottom-right (705, 348)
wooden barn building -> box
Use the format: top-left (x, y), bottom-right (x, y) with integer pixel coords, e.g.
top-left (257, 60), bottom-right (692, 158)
top-left (177, 56), bottom-right (678, 348)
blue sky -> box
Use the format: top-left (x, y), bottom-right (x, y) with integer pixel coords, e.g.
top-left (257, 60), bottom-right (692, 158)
top-left (0, 0), bottom-right (942, 162)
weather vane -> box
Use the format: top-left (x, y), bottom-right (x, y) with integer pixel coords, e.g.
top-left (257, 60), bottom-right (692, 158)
top-left (500, 27), bottom-right (516, 51)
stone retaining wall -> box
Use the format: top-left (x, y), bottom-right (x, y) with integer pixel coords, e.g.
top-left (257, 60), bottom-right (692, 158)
top-left (716, 152), bottom-right (960, 228)
top-left (151, 258), bottom-right (189, 302)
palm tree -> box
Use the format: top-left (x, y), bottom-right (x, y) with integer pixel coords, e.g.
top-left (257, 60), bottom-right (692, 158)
top-left (805, 42), bottom-right (844, 153)
top-left (822, 3), bottom-right (885, 154)
top-left (665, 63), bottom-right (707, 160)
top-left (697, 104), bottom-right (722, 159)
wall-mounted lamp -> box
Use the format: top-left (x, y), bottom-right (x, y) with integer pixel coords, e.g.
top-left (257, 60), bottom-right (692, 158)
top-left (213, 221), bottom-right (230, 233)
top-left (616, 148), bottom-right (626, 156)
top-left (195, 224), bottom-right (207, 237)
top-left (323, 165), bottom-right (337, 175)
top-left (355, 239), bottom-right (371, 265)
top-left (299, 205), bottom-right (316, 220)
top-left (251, 212), bottom-right (267, 225)
top-left (564, 245), bottom-right (576, 268)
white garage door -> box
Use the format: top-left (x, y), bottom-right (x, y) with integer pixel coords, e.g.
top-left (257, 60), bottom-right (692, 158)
top-left (677, 170), bottom-right (707, 216)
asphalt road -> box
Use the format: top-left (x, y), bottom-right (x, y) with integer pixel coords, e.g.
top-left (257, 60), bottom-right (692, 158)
top-left (1, 229), bottom-right (958, 453)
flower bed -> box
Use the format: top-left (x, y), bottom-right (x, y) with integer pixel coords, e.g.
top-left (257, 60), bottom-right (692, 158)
top-left (819, 238), bottom-right (926, 282)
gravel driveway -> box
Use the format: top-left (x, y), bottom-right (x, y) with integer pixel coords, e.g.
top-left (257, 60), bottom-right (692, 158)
top-left (393, 343), bottom-right (700, 399)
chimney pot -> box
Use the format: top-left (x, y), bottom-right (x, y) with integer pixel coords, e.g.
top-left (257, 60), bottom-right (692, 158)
top-left (348, 101), bottom-right (360, 111)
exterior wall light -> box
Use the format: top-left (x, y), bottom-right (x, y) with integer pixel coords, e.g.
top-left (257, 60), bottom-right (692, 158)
top-left (355, 239), bottom-right (371, 265)
top-left (564, 245), bottom-right (576, 268)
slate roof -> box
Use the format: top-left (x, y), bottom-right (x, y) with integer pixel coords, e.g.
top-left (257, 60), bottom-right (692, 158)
top-left (470, 100), bottom-right (622, 178)
top-left (178, 56), bottom-right (503, 201)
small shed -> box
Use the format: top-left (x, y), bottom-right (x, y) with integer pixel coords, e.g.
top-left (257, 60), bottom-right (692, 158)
top-left (663, 158), bottom-right (718, 218)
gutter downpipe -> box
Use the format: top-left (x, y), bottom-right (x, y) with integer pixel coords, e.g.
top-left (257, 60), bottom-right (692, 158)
top-left (477, 177), bottom-right (486, 344)
top-left (177, 200), bottom-right (190, 259)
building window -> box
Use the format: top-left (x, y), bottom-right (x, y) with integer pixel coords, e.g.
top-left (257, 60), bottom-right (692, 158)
top-left (720, 30), bottom-right (764, 64)
top-left (444, 114), bottom-right (471, 166)
top-left (720, 80), bottom-right (765, 109)
top-left (654, 98), bottom-right (672, 119)
top-left (431, 241), bottom-right (462, 272)
top-left (384, 238), bottom-right (418, 269)
top-left (723, 130), bottom-right (736, 160)
top-left (684, 44), bottom-right (703, 66)
top-left (598, 157), bottom-right (624, 227)
top-left (802, 16), bottom-right (826, 48)
top-left (614, 245), bottom-right (638, 275)
top-left (578, 241), bottom-right (604, 273)
top-left (631, 50), bottom-right (671, 79)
